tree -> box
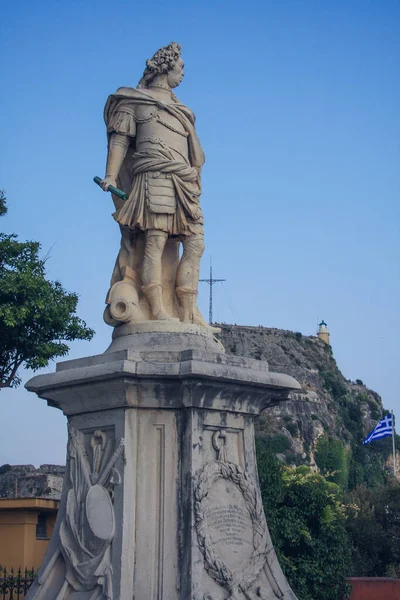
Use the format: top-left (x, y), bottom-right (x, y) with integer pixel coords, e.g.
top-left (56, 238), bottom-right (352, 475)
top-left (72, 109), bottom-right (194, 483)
top-left (0, 193), bottom-right (94, 389)
top-left (257, 443), bottom-right (351, 600)
top-left (345, 479), bottom-right (400, 577)
top-left (315, 436), bottom-right (349, 489)
top-left (0, 191), bottom-right (7, 217)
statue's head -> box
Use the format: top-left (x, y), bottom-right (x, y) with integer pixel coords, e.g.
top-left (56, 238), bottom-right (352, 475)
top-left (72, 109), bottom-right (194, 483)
top-left (138, 42), bottom-right (184, 89)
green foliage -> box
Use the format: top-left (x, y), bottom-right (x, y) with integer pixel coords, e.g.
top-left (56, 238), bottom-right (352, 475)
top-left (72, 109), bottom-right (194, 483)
top-left (358, 393), bottom-right (382, 421)
top-left (0, 464), bottom-right (11, 475)
top-left (257, 444), bottom-right (351, 600)
top-left (339, 401), bottom-right (363, 442)
top-left (346, 417), bottom-right (400, 490)
top-left (257, 433), bottom-right (291, 454)
top-left (369, 405), bottom-right (381, 422)
top-left (295, 332), bottom-right (302, 339)
top-left (0, 191), bottom-right (6, 217)
top-left (315, 437), bottom-right (349, 488)
top-left (319, 369), bottom-right (347, 400)
top-left (286, 422), bottom-right (299, 437)
top-left (345, 480), bottom-right (400, 577)
top-left (347, 456), bottom-right (365, 490)
top-left (348, 443), bottom-right (386, 489)
top-left (0, 227), bottom-right (94, 389)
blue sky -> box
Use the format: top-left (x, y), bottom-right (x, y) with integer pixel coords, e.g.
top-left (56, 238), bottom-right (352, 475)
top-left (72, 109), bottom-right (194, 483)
top-left (0, 0), bottom-right (399, 465)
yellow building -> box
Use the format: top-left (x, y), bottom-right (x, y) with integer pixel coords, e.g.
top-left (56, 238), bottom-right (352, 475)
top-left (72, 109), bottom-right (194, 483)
top-left (0, 498), bottom-right (58, 570)
top-left (0, 465), bottom-right (63, 570)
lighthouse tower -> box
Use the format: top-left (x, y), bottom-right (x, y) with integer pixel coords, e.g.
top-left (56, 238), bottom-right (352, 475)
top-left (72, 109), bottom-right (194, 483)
top-left (317, 320), bottom-right (330, 345)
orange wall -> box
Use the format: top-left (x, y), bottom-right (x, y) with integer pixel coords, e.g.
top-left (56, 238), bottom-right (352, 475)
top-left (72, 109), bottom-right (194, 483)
top-left (0, 500), bottom-right (58, 570)
top-left (348, 578), bottom-right (400, 600)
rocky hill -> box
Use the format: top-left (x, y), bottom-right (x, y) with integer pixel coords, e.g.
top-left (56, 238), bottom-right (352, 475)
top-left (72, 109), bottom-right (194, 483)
top-left (217, 324), bottom-right (398, 488)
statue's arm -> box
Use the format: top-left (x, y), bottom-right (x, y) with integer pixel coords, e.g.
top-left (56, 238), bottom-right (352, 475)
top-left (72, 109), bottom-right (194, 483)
top-left (101, 133), bottom-right (130, 190)
top-left (101, 99), bottom-right (138, 190)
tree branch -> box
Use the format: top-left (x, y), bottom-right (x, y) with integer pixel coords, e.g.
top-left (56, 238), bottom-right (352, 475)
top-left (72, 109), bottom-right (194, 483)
top-left (0, 355), bottom-right (23, 390)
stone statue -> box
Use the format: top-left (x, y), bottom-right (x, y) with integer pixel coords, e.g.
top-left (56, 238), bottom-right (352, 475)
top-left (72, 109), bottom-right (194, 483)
top-left (25, 42), bottom-right (300, 600)
top-left (100, 42), bottom-right (211, 329)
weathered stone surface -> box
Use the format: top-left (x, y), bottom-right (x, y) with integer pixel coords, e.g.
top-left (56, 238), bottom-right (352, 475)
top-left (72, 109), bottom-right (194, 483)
top-left (85, 484), bottom-right (115, 540)
top-left (25, 333), bottom-right (299, 600)
top-left (0, 465), bottom-right (64, 500)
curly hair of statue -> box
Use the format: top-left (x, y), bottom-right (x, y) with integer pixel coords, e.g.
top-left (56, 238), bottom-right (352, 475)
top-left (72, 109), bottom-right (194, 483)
top-left (138, 42), bottom-right (182, 88)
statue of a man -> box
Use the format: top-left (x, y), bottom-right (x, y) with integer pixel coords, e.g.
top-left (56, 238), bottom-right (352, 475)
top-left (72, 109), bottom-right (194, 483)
top-left (101, 42), bottom-right (210, 329)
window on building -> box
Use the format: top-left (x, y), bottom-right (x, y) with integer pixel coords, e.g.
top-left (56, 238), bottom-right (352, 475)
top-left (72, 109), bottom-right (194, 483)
top-left (36, 513), bottom-right (48, 539)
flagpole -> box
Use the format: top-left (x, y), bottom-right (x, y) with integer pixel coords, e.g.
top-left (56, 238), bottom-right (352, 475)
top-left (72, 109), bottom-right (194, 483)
top-left (392, 410), bottom-right (396, 478)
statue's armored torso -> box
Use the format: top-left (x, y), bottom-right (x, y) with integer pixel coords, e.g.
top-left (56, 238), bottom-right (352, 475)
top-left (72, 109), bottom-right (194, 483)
top-left (135, 103), bottom-right (189, 163)
top-left (132, 93), bottom-right (193, 216)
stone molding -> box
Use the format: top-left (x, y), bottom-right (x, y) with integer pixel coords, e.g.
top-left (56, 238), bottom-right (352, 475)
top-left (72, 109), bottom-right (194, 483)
top-left (26, 343), bottom-right (300, 417)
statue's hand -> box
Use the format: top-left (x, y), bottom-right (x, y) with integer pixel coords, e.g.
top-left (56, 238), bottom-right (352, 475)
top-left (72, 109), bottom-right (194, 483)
top-left (100, 176), bottom-right (117, 191)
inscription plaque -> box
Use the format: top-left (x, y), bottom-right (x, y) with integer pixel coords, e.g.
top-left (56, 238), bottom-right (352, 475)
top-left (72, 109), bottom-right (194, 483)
top-left (195, 444), bottom-right (269, 594)
top-left (206, 479), bottom-right (253, 571)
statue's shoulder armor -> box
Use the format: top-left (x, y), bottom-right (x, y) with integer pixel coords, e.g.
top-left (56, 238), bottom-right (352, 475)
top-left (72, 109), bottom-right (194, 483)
top-left (134, 103), bottom-right (159, 123)
top-left (113, 87), bottom-right (158, 123)
top-left (115, 86), bottom-right (137, 97)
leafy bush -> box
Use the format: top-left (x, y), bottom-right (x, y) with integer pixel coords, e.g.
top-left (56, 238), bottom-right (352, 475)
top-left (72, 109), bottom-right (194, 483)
top-left (319, 370), bottom-right (347, 400)
top-left (315, 437), bottom-right (349, 489)
top-left (340, 402), bottom-right (363, 441)
top-left (345, 480), bottom-right (400, 577)
top-left (258, 433), bottom-right (291, 454)
top-left (286, 422), bottom-right (299, 437)
top-left (257, 444), bottom-right (351, 600)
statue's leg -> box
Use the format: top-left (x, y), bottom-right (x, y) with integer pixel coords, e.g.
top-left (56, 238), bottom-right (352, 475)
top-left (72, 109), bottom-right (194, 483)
top-left (109, 226), bottom-right (133, 291)
top-left (141, 229), bottom-right (174, 321)
top-left (176, 233), bottom-right (205, 323)
top-left (104, 228), bottom-right (148, 326)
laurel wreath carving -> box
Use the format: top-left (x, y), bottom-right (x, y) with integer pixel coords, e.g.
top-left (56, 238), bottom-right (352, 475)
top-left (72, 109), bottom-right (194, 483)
top-left (194, 460), bottom-right (268, 597)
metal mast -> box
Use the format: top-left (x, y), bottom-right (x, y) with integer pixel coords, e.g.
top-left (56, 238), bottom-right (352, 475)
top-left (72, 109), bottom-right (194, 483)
top-left (393, 410), bottom-right (397, 478)
top-left (199, 260), bottom-right (225, 324)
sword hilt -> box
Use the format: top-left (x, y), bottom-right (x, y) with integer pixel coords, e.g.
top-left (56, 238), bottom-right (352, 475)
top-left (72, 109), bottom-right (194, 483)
top-left (93, 176), bottom-right (128, 201)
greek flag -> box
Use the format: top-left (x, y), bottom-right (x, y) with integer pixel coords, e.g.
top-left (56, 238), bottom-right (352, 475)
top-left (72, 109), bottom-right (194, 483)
top-left (363, 414), bottom-right (393, 445)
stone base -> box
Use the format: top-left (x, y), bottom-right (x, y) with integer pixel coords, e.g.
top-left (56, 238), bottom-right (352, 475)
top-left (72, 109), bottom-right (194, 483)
top-left (25, 333), bottom-right (299, 600)
top-left (106, 320), bottom-right (224, 353)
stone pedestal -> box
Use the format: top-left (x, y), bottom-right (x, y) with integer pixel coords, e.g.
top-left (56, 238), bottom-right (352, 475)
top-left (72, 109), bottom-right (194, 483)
top-left (25, 326), bottom-right (299, 600)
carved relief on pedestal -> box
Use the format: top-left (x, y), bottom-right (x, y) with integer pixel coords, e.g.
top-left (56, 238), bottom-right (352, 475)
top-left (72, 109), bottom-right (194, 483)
top-left (194, 430), bottom-right (270, 600)
top-left (36, 426), bottom-right (125, 600)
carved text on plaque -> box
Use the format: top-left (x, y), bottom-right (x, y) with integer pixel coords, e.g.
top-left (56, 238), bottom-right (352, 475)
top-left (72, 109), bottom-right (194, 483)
top-left (207, 503), bottom-right (251, 547)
